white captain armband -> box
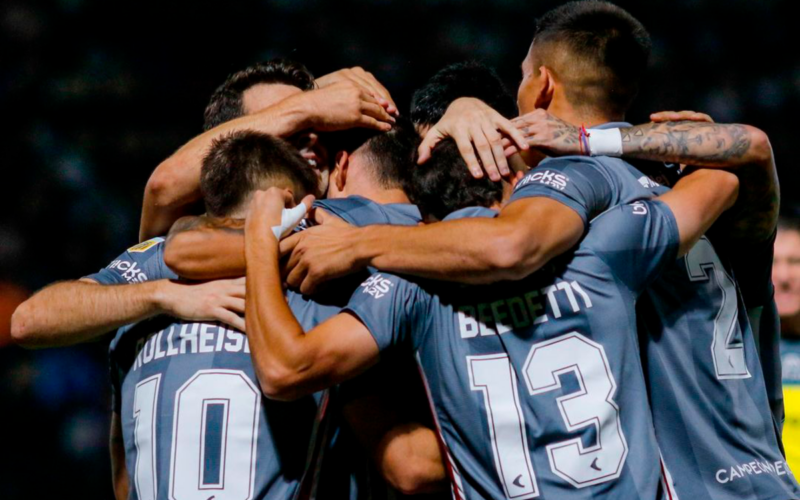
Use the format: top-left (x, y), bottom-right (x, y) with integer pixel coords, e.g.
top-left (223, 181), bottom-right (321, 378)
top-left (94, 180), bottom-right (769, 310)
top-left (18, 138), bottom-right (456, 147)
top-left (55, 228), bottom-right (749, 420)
top-left (587, 127), bottom-right (623, 157)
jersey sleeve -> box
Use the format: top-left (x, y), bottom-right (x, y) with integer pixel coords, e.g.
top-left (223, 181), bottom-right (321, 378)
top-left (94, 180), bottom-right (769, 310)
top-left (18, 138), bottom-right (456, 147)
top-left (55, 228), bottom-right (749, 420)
top-left (585, 199), bottom-right (680, 293)
top-left (83, 237), bottom-right (178, 284)
top-left (508, 157), bottom-right (615, 227)
top-left (342, 273), bottom-right (428, 352)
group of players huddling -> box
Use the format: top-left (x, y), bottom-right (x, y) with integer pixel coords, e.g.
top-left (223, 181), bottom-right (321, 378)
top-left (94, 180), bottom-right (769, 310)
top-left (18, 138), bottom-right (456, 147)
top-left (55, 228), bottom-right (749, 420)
top-left (10, 1), bottom-right (799, 499)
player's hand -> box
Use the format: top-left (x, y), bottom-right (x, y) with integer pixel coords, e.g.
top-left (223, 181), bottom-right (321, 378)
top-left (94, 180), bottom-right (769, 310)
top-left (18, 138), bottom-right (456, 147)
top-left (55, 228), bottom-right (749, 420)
top-left (501, 109), bottom-right (582, 158)
top-left (650, 110), bottom-right (715, 123)
top-left (418, 97), bottom-right (529, 181)
top-left (281, 220), bottom-right (364, 295)
top-left (246, 188), bottom-right (314, 244)
top-left (304, 81), bottom-right (395, 132)
top-left (316, 67), bottom-right (398, 115)
top-left (159, 277), bottom-right (247, 332)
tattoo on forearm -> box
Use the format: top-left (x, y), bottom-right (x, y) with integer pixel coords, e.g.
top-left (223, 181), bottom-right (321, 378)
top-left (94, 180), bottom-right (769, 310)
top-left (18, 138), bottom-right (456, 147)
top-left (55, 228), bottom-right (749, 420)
top-left (546, 113), bottom-right (580, 146)
top-left (620, 121), bottom-right (751, 164)
top-left (621, 120), bottom-right (778, 240)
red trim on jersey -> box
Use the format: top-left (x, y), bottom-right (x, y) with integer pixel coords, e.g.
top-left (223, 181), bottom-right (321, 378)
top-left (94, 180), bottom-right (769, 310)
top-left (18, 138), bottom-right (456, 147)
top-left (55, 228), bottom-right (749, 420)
top-left (415, 358), bottom-right (465, 500)
top-left (660, 458), bottom-right (674, 500)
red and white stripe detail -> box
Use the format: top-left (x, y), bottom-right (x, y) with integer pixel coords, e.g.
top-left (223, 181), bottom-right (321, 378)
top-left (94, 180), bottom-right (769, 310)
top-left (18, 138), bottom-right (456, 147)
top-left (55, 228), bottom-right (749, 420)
top-left (659, 452), bottom-right (680, 500)
top-left (416, 352), bottom-right (467, 500)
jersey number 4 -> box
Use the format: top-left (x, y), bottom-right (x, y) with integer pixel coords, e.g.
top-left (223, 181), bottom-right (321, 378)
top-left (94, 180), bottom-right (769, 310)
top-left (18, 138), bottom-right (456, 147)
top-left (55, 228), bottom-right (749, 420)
top-left (468, 332), bottom-right (628, 499)
top-left (685, 237), bottom-right (750, 379)
top-left (132, 369), bottom-right (261, 500)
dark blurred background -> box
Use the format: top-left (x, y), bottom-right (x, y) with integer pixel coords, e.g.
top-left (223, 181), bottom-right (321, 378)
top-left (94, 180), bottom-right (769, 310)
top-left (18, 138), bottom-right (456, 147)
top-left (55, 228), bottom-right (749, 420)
top-left (0, 0), bottom-right (797, 497)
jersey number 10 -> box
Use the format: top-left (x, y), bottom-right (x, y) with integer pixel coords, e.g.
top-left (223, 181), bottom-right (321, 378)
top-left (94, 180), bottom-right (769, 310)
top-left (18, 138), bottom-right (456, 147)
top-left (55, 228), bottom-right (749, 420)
top-left (132, 369), bottom-right (261, 500)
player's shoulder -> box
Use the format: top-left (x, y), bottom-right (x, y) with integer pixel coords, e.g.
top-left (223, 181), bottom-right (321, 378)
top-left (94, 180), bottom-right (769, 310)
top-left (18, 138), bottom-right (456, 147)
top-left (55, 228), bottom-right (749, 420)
top-left (514, 155), bottom-right (615, 194)
top-left (313, 196), bottom-right (421, 227)
top-left (86, 236), bottom-right (174, 285)
top-left (126, 237), bottom-right (166, 254)
top-left (356, 271), bottom-right (417, 300)
top-left (584, 199), bottom-right (677, 252)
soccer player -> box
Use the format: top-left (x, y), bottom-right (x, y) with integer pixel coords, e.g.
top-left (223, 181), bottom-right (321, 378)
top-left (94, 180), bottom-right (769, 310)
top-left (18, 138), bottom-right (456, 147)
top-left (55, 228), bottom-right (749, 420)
top-left (776, 211), bottom-right (800, 472)
top-left (243, 144), bottom-right (739, 499)
top-left (93, 134), bottom-right (324, 500)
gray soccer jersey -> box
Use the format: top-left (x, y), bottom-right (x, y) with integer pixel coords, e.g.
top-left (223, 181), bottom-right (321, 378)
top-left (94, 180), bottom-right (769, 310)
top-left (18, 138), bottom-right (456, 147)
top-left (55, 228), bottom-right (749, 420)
top-left (344, 201), bottom-right (679, 500)
top-left (509, 132), bottom-right (795, 500)
top-left (85, 197), bottom-right (423, 500)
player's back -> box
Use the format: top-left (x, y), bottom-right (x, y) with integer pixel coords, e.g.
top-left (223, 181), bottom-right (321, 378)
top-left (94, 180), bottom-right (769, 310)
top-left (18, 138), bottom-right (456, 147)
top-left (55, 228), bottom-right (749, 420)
top-left (91, 239), bottom-right (327, 500)
top-left (639, 238), bottom-right (798, 499)
top-left (345, 202), bottom-right (680, 499)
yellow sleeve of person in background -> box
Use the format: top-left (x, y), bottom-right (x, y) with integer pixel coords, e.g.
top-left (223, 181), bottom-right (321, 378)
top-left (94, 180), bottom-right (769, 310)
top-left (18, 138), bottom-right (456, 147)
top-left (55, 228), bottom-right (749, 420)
top-left (784, 385), bottom-right (800, 473)
top-left (781, 341), bottom-right (800, 473)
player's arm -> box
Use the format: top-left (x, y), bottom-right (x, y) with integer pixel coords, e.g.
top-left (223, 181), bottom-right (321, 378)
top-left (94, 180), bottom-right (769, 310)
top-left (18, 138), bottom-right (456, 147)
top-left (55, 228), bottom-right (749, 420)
top-left (10, 277), bottom-right (246, 348)
top-left (164, 216), bottom-right (246, 280)
top-left (110, 411), bottom-right (128, 500)
top-left (620, 117), bottom-right (776, 242)
top-left (282, 195), bottom-right (583, 294)
top-left (656, 168), bottom-right (740, 256)
top-left (343, 396), bottom-right (447, 494)
top-left (245, 189), bottom-right (380, 400)
top-left (140, 82), bottom-right (395, 241)
top-left (510, 109), bottom-right (778, 241)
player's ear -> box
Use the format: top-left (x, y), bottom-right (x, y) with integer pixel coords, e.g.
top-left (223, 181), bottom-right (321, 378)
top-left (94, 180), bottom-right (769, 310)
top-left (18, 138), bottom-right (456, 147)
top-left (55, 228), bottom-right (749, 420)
top-left (334, 151), bottom-right (349, 192)
top-left (534, 65), bottom-right (555, 110)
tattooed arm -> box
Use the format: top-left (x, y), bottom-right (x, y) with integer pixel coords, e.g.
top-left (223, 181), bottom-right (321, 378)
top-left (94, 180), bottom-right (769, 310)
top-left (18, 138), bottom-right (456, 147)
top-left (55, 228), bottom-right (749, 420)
top-left (509, 110), bottom-right (778, 241)
top-left (618, 121), bottom-right (777, 241)
top-left (163, 216), bottom-right (247, 280)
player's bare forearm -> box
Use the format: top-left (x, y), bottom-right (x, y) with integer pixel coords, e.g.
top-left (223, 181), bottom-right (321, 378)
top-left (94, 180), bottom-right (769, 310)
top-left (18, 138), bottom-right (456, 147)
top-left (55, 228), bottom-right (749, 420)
top-left (620, 121), bottom-right (767, 166)
top-left (164, 216), bottom-right (246, 280)
top-left (621, 121), bottom-right (778, 241)
top-left (139, 100), bottom-right (311, 241)
top-left (359, 221), bottom-right (522, 283)
top-left (110, 412), bottom-right (129, 500)
top-left (10, 280), bottom-right (168, 348)
top-left (354, 198), bottom-right (582, 285)
top-left (245, 226), bottom-right (314, 400)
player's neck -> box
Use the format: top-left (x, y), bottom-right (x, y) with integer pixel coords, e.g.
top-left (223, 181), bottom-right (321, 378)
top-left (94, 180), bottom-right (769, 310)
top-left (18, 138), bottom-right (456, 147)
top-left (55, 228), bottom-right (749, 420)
top-left (349, 185), bottom-right (410, 205)
top-left (782, 312), bottom-right (800, 339)
top-left (548, 99), bottom-right (623, 129)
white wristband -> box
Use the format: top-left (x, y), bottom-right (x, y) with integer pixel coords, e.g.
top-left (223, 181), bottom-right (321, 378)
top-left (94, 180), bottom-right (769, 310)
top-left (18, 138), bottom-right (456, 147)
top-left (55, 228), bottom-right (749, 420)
top-left (271, 204), bottom-right (308, 240)
top-left (587, 128), bottom-right (623, 157)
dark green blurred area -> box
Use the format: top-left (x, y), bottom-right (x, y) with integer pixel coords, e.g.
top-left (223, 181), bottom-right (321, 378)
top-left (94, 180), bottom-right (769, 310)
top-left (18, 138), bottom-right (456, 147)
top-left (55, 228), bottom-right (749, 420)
top-left (0, 0), bottom-right (797, 497)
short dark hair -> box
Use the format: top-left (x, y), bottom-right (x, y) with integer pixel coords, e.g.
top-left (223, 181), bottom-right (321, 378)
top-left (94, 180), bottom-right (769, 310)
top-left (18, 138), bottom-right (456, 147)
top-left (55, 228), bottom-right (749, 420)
top-left (411, 61), bottom-right (518, 127)
top-left (201, 131), bottom-right (319, 217)
top-left (532, 1), bottom-right (651, 116)
top-left (326, 117), bottom-right (419, 191)
top-left (203, 59), bottom-right (315, 131)
top-left (408, 138), bottom-right (503, 221)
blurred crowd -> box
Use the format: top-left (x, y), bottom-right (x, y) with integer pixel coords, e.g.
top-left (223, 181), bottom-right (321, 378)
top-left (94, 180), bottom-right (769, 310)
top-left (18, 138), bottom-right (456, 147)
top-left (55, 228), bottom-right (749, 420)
top-left (1, 0), bottom-right (798, 497)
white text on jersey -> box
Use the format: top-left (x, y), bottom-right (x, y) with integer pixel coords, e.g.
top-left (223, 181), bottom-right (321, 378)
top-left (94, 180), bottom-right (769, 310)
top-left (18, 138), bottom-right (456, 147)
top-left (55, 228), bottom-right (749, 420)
top-left (458, 280), bottom-right (593, 339)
